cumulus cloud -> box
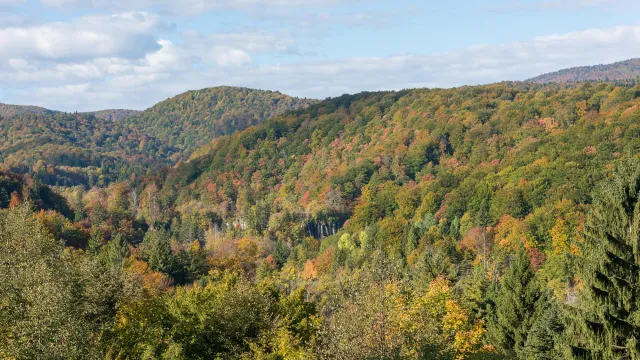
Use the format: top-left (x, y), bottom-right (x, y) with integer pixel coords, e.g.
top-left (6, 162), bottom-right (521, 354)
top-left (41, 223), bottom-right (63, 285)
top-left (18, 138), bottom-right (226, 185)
top-left (0, 12), bottom-right (164, 60)
top-left (4, 25), bottom-right (640, 111)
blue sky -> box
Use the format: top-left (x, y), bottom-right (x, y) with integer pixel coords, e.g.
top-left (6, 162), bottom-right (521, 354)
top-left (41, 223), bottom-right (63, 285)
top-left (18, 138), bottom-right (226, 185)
top-left (0, 0), bottom-right (639, 111)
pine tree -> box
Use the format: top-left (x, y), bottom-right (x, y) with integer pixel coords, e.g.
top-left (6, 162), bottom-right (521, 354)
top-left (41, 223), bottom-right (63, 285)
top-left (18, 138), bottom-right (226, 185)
top-left (571, 158), bottom-right (640, 359)
top-left (486, 249), bottom-right (544, 357)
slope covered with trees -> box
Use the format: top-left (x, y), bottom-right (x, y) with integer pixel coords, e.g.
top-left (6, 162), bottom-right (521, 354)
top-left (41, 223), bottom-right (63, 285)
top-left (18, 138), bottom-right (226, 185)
top-left (528, 58), bottom-right (640, 84)
top-left (0, 87), bottom-right (313, 187)
top-left (0, 112), bottom-right (178, 187)
top-left (6, 81), bottom-right (640, 358)
top-left (86, 109), bottom-right (139, 122)
top-left (121, 86), bottom-right (317, 157)
top-left (0, 102), bottom-right (57, 118)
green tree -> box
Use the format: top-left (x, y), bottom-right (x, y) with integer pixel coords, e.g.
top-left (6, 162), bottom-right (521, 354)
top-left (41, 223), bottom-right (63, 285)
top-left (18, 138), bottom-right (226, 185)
top-left (571, 158), bottom-right (640, 359)
top-left (274, 240), bottom-right (291, 267)
top-left (0, 187), bottom-right (9, 208)
top-left (522, 303), bottom-right (565, 360)
top-left (0, 203), bottom-right (98, 359)
top-left (486, 250), bottom-right (544, 357)
top-left (99, 233), bottom-right (128, 270)
top-left (142, 229), bottom-right (175, 274)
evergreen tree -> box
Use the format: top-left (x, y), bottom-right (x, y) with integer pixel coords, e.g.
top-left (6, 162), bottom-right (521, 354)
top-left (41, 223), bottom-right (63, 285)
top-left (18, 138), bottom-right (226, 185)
top-left (72, 188), bottom-right (85, 221)
top-left (99, 233), bottom-right (128, 270)
top-left (486, 250), bottom-right (544, 357)
top-left (449, 216), bottom-right (461, 239)
top-left (0, 187), bottom-right (9, 208)
top-left (273, 240), bottom-right (291, 268)
top-left (143, 229), bottom-right (175, 274)
top-left (522, 303), bottom-right (565, 360)
top-left (571, 158), bottom-right (640, 359)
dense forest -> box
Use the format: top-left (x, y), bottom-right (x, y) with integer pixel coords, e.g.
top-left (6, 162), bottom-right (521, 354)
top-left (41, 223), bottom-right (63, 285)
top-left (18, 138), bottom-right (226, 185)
top-left (120, 86), bottom-right (318, 157)
top-left (4, 81), bottom-right (640, 359)
top-left (0, 87), bottom-right (315, 187)
top-left (87, 109), bottom-right (140, 122)
top-left (0, 102), bottom-right (58, 118)
top-left (528, 58), bottom-right (640, 84)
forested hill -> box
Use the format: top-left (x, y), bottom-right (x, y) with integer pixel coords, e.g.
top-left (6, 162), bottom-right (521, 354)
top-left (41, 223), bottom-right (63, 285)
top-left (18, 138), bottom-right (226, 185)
top-left (86, 109), bottom-right (139, 121)
top-left (0, 103), bottom-right (58, 118)
top-left (121, 86), bottom-right (318, 156)
top-left (157, 81), bottom-right (640, 271)
top-left (0, 86), bottom-right (314, 187)
top-left (7, 81), bottom-right (640, 358)
top-left (528, 58), bottom-right (640, 83)
top-left (0, 112), bottom-right (179, 187)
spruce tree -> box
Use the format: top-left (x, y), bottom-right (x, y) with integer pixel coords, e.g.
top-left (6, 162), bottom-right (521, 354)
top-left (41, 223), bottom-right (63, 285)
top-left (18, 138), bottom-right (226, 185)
top-left (0, 187), bottom-right (9, 208)
top-left (486, 249), bottom-right (544, 357)
top-left (572, 158), bottom-right (640, 359)
top-left (273, 240), bottom-right (290, 267)
top-left (523, 303), bottom-right (565, 360)
top-left (143, 229), bottom-right (175, 274)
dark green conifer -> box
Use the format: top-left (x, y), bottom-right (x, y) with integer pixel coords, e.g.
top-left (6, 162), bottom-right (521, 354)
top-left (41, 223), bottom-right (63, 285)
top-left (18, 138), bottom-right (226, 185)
top-left (486, 250), bottom-right (544, 357)
top-left (143, 229), bottom-right (175, 274)
top-left (523, 303), bottom-right (565, 360)
top-left (571, 158), bottom-right (640, 359)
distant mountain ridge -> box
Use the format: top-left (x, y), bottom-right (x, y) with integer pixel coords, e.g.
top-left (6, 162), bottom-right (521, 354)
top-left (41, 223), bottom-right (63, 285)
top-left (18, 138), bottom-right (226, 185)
top-left (527, 58), bottom-right (640, 83)
top-left (0, 103), bottom-right (58, 118)
top-left (0, 103), bottom-right (138, 122)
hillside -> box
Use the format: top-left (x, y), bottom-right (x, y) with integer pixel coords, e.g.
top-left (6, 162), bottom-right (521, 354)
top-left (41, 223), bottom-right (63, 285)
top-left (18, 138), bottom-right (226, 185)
top-left (0, 87), bottom-right (313, 186)
top-left (6, 81), bottom-right (640, 358)
top-left (142, 81), bottom-right (640, 292)
top-left (122, 86), bottom-right (317, 156)
top-left (0, 103), bottom-right (57, 118)
top-left (0, 112), bottom-right (179, 186)
top-left (528, 58), bottom-right (640, 83)
top-left (153, 81), bottom-right (640, 289)
top-left (87, 109), bottom-right (139, 121)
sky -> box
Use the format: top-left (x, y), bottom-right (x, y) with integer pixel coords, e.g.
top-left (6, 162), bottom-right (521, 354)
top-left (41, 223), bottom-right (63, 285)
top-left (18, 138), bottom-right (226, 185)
top-left (1, 0), bottom-right (640, 111)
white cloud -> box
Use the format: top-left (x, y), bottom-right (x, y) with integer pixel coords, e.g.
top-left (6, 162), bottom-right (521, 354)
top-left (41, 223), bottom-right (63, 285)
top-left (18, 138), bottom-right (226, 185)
top-left (0, 12), bottom-right (163, 60)
top-left (3, 25), bottom-right (640, 111)
top-left (40, 0), bottom-right (361, 15)
top-left (495, 0), bottom-right (633, 11)
top-left (183, 31), bottom-right (298, 55)
top-left (208, 47), bottom-right (252, 67)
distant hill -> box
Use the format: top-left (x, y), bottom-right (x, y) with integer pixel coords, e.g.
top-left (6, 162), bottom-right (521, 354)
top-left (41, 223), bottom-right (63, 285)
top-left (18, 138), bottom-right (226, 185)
top-left (0, 111), bottom-right (178, 187)
top-left (528, 58), bottom-right (640, 83)
top-left (0, 103), bottom-right (138, 122)
top-left (122, 86), bottom-right (318, 157)
top-left (87, 109), bottom-right (139, 122)
top-left (0, 103), bottom-right (58, 118)
top-left (0, 86), bottom-right (316, 186)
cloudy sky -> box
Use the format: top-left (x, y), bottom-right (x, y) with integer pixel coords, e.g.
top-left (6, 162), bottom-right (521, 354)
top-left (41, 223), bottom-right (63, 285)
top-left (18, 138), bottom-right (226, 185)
top-left (1, 0), bottom-right (639, 111)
